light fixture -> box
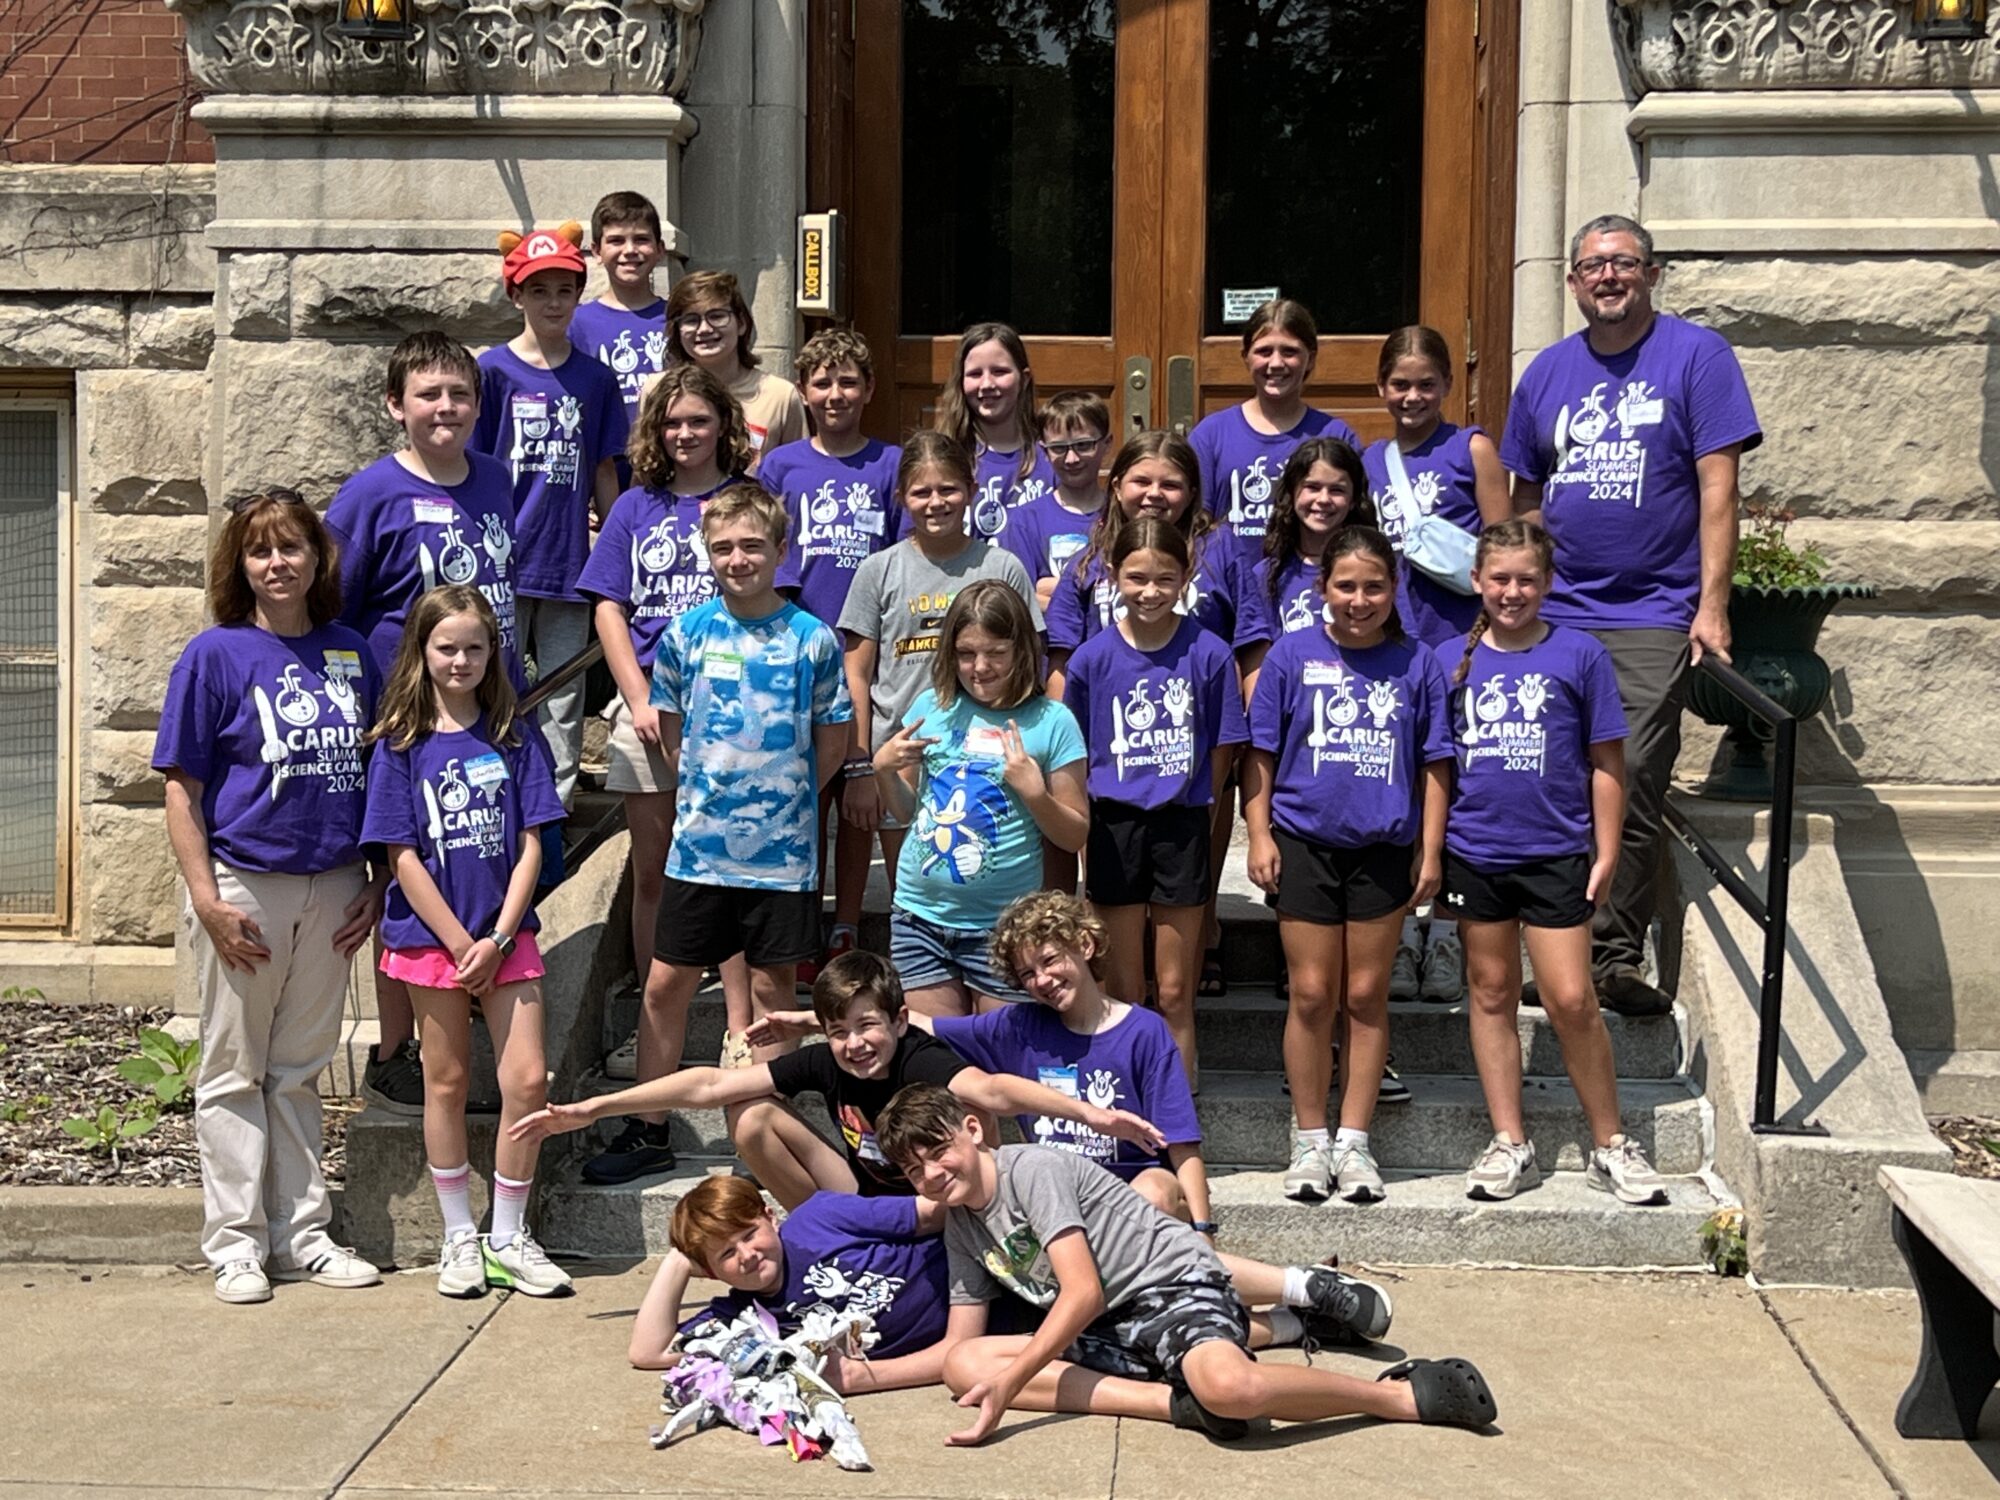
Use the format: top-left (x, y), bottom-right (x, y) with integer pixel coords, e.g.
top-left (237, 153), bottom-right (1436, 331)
top-left (334, 0), bottom-right (413, 42)
top-left (1911, 0), bottom-right (1988, 42)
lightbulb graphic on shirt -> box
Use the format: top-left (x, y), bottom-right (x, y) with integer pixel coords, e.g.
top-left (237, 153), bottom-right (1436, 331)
top-left (1366, 679), bottom-right (1402, 729)
top-left (1616, 380), bottom-right (1664, 438)
top-left (274, 663), bottom-right (320, 728)
top-left (1161, 676), bottom-right (1193, 727)
top-left (1084, 1070), bottom-right (1120, 1109)
top-left (1516, 672), bottom-right (1550, 722)
top-left (802, 1260), bottom-right (856, 1300)
top-left (643, 329), bottom-right (666, 368)
top-left (323, 668), bottom-right (360, 726)
top-left (1411, 470), bottom-right (1443, 516)
top-left (479, 513), bottom-right (512, 576)
top-left (556, 395), bottom-right (583, 439)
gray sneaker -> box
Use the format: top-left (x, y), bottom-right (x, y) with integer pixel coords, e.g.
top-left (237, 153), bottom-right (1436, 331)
top-left (436, 1231), bottom-right (487, 1299)
top-left (1283, 1136), bottom-right (1333, 1202)
top-left (1332, 1141), bottom-right (1386, 1203)
top-left (1420, 932), bottom-right (1465, 1002)
top-left (1465, 1134), bottom-right (1540, 1200)
top-left (1587, 1133), bottom-right (1668, 1205)
top-left (482, 1231), bottom-right (574, 1297)
top-left (1388, 944), bottom-right (1421, 1000)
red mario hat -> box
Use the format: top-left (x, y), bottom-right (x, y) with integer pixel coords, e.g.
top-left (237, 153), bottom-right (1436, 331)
top-left (498, 221), bottom-right (587, 291)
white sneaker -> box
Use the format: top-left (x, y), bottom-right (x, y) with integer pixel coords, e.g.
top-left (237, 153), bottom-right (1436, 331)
top-left (1283, 1137), bottom-right (1333, 1202)
top-left (1333, 1142), bottom-right (1386, 1203)
top-left (1420, 932), bottom-right (1465, 1002)
top-left (213, 1259), bottom-right (271, 1305)
top-left (437, 1231), bottom-right (487, 1298)
top-left (272, 1245), bottom-right (381, 1289)
top-left (1465, 1134), bottom-right (1541, 1200)
top-left (604, 1030), bottom-right (638, 1081)
top-left (1388, 944), bottom-right (1422, 1000)
top-left (1587, 1134), bottom-right (1669, 1206)
top-left (481, 1231), bottom-right (573, 1297)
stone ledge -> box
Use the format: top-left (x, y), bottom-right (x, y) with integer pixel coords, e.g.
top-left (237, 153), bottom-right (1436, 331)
top-left (0, 941), bottom-right (176, 1008)
top-left (0, 165), bottom-right (215, 297)
top-left (1666, 257), bottom-right (2000, 348)
top-left (0, 1187), bottom-right (203, 1265)
top-left (1629, 90), bottom-right (2000, 138)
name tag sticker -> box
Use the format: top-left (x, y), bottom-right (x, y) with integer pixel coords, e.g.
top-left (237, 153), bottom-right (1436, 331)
top-left (854, 507), bottom-right (886, 536)
top-left (464, 752), bottom-right (509, 791)
top-left (412, 500), bottom-right (455, 524)
top-left (705, 651), bottom-right (744, 682)
top-left (321, 648), bottom-right (362, 679)
top-left (1048, 534), bottom-right (1088, 568)
top-left (1303, 662), bottom-right (1346, 686)
top-left (964, 723), bottom-right (1008, 760)
top-left (1038, 1064), bottom-right (1080, 1099)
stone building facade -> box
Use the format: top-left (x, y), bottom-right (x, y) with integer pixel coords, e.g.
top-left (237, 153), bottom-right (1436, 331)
top-left (2, 0), bottom-right (1996, 1106)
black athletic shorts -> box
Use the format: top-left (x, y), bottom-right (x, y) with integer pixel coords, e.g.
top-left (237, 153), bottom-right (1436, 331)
top-left (654, 876), bottom-right (819, 968)
top-left (1440, 850), bottom-right (1593, 929)
top-left (1086, 800), bottom-right (1212, 908)
top-left (1268, 827), bottom-right (1414, 924)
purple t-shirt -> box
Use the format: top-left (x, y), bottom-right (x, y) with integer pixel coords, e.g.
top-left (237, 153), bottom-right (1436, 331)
top-left (968, 443), bottom-right (1059, 572)
top-left (361, 718), bottom-right (566, 951)
top-left (934, 1003), bottom-right (1201, 1181)
top-left (693, 1192), bottom-right (948, 1360)
top-left (1236, 552), bottom-right (1328, 648)
top-left (326, 452), bottom-right (521, 677)
top-left (471, 345), bottom-right (630, 601)
top-left (1004, 493), bottom-right (1103, 586)
top-left (153, 622), bottom-right (380, 875)
top-left (574, 485), bottom-right (719, 669)
top-left (1248, 629), bottom-right (1453, 849)
top-left (1189, 405), bottom-right (1360, 557)
top-left (1365, 423), bottom-right (1488, 652)
top-left (568, 298), bottom-right (667, 430)
top-left (1447, 625), bottom-right (1629, 870)
top-left (1500, 313), bottom-right (1762, 631)
top-left (1046, 532), bottom-right (1244, 654)
top-left (759, 438), bottom-right (904, 627)
top-left (1062, 617), bottom-right (1247, 809)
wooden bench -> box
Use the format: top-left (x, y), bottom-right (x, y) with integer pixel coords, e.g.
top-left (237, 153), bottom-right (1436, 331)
top-left (1879, 1165), bottom-right (2000, 1440)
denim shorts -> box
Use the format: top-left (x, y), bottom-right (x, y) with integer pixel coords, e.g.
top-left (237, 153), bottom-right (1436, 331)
top-left (890, 908), bottom-right (1028, 1003)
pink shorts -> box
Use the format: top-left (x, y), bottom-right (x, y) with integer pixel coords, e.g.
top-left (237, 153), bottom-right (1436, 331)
top-left (380, 932), bottom-right (546, 989)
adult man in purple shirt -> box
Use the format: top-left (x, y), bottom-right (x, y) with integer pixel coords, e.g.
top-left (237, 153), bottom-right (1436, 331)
top-left (1500, 214), bottom-right (1763, 1016)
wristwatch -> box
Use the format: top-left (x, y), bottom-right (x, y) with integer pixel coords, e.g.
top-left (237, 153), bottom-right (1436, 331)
top-left (485, 929), bottom-right (518, 958)
top-left (1189, 1219), bottom-right (1219, 1235)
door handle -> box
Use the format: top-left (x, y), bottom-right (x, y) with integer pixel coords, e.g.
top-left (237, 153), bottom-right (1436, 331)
top-left (1167, 355), bottom-right (1195, 438)
top-left (1123, 356), bottom-right (1153, 434)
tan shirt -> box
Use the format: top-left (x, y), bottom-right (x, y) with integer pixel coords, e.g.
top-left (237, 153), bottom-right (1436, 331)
top-left (729, 368), bottom-right (807, 470)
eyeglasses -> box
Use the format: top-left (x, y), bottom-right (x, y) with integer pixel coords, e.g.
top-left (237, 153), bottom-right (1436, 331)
top-left (1044, 438), bottom-right (1104, 459)
top-left (675, 308), bottom-right (735, 333)
top-left (225, 488), bottom-right (310, 514)
top-left (1572, 254), bottom-right (1648, 278)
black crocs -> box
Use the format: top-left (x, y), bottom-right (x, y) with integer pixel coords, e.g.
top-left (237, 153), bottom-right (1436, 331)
top-left (1169, 1384), bottom-right (1248, 1442)
top-left (1377, 1357), bottom-right (1498, 1429)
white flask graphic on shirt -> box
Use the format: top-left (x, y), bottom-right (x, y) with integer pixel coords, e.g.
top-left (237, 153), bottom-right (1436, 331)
top-left (1229, 456), bottom-right (1274, 525)
top-left (480, 513), bottom-right (512, 576)
top-left (609, 330), bottom-right (640, 375)
top-left (1123, 679), bottom-right (1157, 732)
top-left (1326, 671), bottom-right (1360, 727)
top-left (1476, 676), bottom-right (1510, 723)
top-left (638, 516), bottom-right (678, 577)
top-left (971, 480), bottom-right (1008, 539)
top-left (1569, 383), bottom-right (1611, 447)
top-left (437, 522), bottom-right (479, 585)
top-left (274, 663), bottom-right (320, 727)
top-left (1281, 589), bottom-right (1315, 635)
top-left (436, 759), bottom-right (471, 813)
top-left (810, 479), bottom-right (842, 528)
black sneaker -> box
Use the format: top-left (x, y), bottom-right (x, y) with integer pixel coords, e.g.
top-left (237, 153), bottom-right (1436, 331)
top-left (1377, 1058), bottom-right (1412, 1105)
top-left (1597, 966), bottom-right (1673, 1018)
top-left (361, 1040), bottom-right (424, 1116)
top-left (581, 1118), bottom-right (677, 1185)
top-left (1168, 1383), bottom-right (1248, 1441)
top-left (1300, 1265), bottom-right (1394, 1345)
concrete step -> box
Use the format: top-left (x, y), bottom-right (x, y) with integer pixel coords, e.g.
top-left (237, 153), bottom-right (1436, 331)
top-left (565, 1066), bottom-right (1706, 1175)
top-left (536, 1157), bottom-right (1729, 1271)
top-left (601, 988), bottom-right (1687, 1082)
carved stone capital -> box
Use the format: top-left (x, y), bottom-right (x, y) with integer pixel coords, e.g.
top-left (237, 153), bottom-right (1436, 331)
top-left (165, 0), bottom-right (707, 96)
top-left (1613, 0), bottom-right (2000, 92)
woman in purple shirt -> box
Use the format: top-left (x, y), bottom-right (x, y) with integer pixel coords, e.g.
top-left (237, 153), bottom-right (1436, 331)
top-left (155, 493), bottom-right (385, 1305)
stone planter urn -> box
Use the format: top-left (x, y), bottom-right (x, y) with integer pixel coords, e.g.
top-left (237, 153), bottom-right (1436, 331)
top-left (1687, 583), bottom-right (1876, 801)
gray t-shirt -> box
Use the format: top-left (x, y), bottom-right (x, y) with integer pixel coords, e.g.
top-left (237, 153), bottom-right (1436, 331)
top-left (944, 1144), bottom-right (1224, 1312)
top-left (837, 538), bottom-right (1042, 751)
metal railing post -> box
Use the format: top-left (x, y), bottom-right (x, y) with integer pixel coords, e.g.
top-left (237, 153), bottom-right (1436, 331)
top-left (1751, 715), bottom-right (1798, 1130)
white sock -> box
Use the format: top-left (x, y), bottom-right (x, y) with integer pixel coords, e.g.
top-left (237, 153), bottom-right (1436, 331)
top-left (1264, 1306), bottom-right (1306, 1345)
top-left (489, 1171), bottom-right (532, 1250)
top-left (1335, 1127), bottom-right (1369, 1153)
top-left (1281, 1266), bottom-right (1315, 1307)
top-left (1298, 1127), bottom-right (1331, 1151)
top-left (430, 1163), bottom-right (475, 1243)
top-left (1399, 915), bottom-right (1423, 949)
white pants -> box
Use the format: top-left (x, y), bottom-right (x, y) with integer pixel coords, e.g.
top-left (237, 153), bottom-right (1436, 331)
top-left (519, 595), bottom-right (592, 808)
top-left (188, 861), bottom-right (365, 1269)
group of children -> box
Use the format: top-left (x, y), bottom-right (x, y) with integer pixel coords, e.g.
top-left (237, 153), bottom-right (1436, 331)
top-left (293, 187), bottom-right (1678, 1440)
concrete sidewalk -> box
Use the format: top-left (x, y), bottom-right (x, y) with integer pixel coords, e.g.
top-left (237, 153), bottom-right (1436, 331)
top-left (2, 1262), bottom-right (1994, 1499)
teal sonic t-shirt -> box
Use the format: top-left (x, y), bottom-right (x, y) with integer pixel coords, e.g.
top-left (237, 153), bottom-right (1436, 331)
top-left (893, 689), bottom-right (1085, 932)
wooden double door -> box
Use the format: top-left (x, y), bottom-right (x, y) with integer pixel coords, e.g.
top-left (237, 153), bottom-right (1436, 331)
top-left (814, 0), bottom-right (1517, 447)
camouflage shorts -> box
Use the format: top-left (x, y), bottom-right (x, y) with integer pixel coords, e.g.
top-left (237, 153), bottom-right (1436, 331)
top-left (1064, 1277), bottom-right (1251, 1386)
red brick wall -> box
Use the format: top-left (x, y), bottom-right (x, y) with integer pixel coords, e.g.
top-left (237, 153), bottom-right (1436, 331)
top-left (2, 0), bottom-right (211, 164)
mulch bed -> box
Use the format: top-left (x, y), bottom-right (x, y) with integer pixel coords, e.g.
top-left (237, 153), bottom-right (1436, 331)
top-left (1930, 1116), bottom-right (2000, 1182)
top-left (0, 997), bottom-right (353, 1188)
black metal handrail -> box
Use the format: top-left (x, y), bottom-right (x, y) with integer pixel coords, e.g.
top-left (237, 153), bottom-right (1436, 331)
top-left (1662, 654), bottom-right (1810, 1134)
top-left (518, 639), bottom-right (604, 717)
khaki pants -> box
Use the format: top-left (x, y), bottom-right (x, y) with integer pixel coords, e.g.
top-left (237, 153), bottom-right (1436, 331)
top-left (188, 861), bottom-right (365, 1269)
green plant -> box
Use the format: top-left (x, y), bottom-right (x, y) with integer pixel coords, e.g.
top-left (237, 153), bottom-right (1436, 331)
top-left (117, 1028), bottom-right (200, 1109)
top-left (1700, 1207), bottom-right (1748, 1277)
top-left (1735, 505), bottom-right (1828, 590)
top-left (0, 1099), bottom-right (28, 1124)
top-left (1, 985), bottom-right (46, 1001)
top-left (61, 1102), bottom-right (159, 1155)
